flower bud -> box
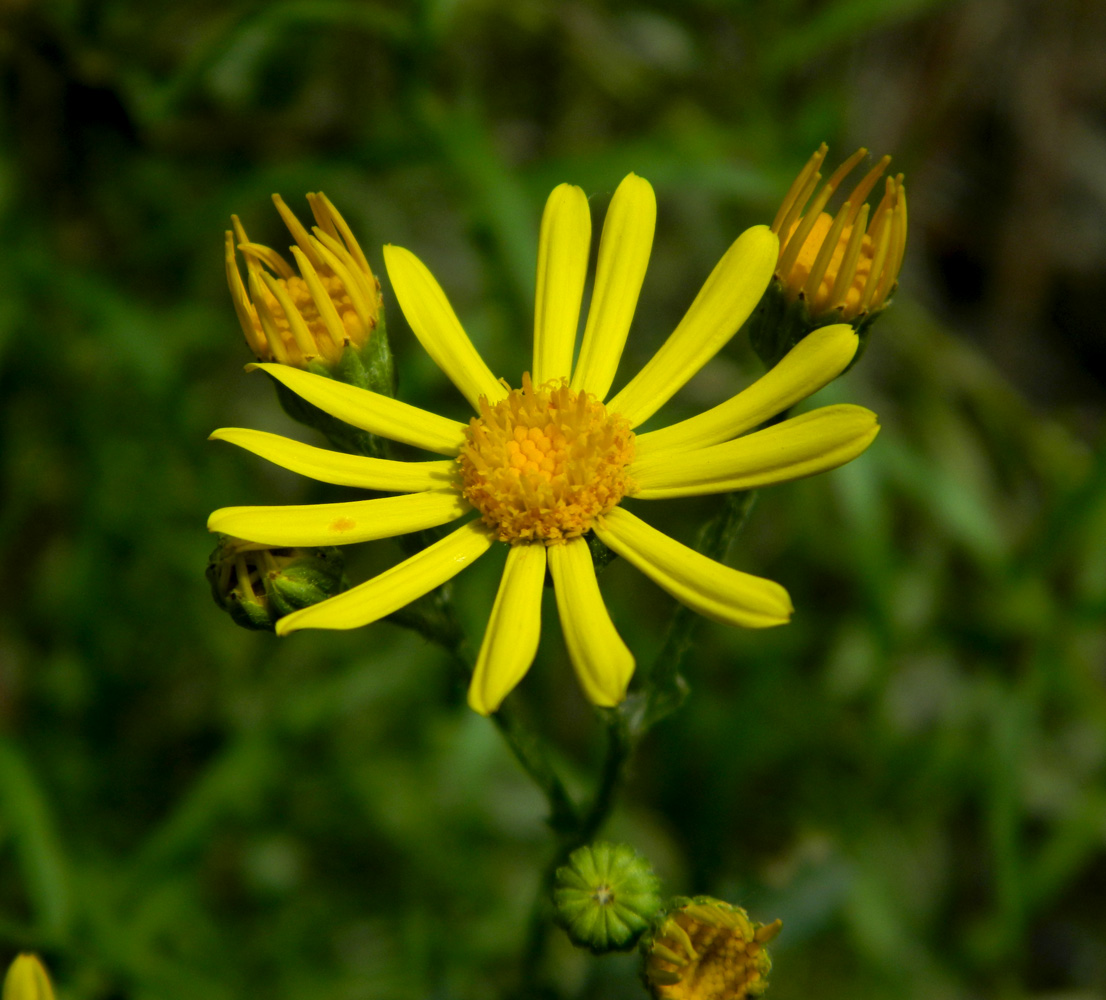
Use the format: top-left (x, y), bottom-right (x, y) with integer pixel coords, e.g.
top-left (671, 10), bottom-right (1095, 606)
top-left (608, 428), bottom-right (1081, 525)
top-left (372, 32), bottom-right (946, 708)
top-left (207, 535), bottom-right (346, 632)
top-left (225, 193), bottom-right (397, 454)
top-left (553, 842), bottom-right (663, 954)
top-left (2, 955), bottom-right (56, 1000)
top-left (745, 144), bottom-right (907, 370)
top-left (642, 896), bottom-right (781, 999)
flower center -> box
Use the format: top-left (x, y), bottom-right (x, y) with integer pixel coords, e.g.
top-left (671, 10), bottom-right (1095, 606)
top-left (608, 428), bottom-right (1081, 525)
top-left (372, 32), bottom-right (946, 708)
top-left (458, 374), bottom-right (635, 544)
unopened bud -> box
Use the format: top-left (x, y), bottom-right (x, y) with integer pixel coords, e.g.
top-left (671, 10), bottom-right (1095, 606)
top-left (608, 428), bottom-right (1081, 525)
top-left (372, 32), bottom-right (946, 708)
top-left (207, 536), bottom-right (346, 632)
top-left (553, 842), bottom-right (662, 954)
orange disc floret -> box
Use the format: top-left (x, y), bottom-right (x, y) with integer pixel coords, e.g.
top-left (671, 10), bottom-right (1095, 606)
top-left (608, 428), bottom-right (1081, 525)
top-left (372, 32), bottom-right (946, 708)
top-left (459, 374), bottom-right (636, 544)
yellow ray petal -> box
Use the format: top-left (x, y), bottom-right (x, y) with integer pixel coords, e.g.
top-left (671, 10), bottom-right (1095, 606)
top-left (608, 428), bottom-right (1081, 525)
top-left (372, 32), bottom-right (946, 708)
top-left (571, 174), bottom-right (656, 400)
top-left (547, 538), bottom-right (634, 707)
top-left (210, 427), bottom-right (456, 492)
top-left (635, 324), bottom-right (858, 457)
top-left (595, 508), bottom-right (792, 628)
top-left (607, 225), bottom-right (778, 428)
top-left (468, 543), bottom-right (547, 715)
top-left (276, 520), bottom-right (495, 634)
top-left (249, 363), bottom-right (466, 456)
top-left (383, 244), bottom-right (507, 411)
top-left (208, 489), bottom-right (468, 547)
top-left (630, 404), bottom-right (879, 499)
top-left (533, 183), bottom-right (591, 384)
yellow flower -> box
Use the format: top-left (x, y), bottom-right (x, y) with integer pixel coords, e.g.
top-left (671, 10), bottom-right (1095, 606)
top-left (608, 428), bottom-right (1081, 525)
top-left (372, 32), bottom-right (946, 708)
top-left (225, 193), bottom-right (382, 367)
top-left (643, 898), bottom-right (781, 1000)
top-left (772, 144), bottom-right (907, 320)
top-left (2, 955), bottom-right (56, 1000)
top-left (209, 174), bottom-right (879, 714)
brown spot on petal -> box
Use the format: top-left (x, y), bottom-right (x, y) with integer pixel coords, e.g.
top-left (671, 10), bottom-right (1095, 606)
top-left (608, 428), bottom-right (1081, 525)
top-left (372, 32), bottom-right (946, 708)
top-left (329, 517), bottom-right (357, 533)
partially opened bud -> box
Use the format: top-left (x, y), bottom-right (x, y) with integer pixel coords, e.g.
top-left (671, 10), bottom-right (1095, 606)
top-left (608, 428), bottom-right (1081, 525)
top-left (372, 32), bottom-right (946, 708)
top-left (225, 193), bottom-right (396, 408)
top-left (745, 144), bottom-right (907, 370)
top-left (642, 897), bottom-right (781, 999)
top-left (2, 955), bottom-right (56, 1000)
top-left (207, 535), bottom-right (346, 632)
top-left (553, 842), bottom-right (663, 954)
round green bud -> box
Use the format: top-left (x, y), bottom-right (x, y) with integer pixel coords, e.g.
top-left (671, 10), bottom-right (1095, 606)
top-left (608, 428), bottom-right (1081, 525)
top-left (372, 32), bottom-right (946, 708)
top-left (207, 536), bottom-right (346, 632)
top-left (553, 841), bottom-right (662, 954)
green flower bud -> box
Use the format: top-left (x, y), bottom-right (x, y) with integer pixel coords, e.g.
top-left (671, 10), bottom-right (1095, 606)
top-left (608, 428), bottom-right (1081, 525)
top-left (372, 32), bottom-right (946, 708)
top-left (207, 536), bottom-right (346, 632)
top-left (642, 896), bottom-right (781, 1000)
top-left (553, 842), bottom-right (662, 954)
top-left (3, 955), bottom-right (56, 1000)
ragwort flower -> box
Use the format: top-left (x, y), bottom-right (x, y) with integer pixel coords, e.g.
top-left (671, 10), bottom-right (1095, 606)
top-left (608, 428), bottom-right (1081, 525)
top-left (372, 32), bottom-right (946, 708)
top-left (209, 174), bottom-right (879, 714)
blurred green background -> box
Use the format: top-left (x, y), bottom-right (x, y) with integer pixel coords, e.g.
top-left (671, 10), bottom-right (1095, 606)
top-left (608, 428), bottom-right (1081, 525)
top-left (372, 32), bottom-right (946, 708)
top-left (2, 0), bottom-right (1106, 997)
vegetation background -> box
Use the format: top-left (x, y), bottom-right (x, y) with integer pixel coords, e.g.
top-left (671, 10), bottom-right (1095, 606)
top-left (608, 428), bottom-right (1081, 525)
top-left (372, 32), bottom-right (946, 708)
top-left (2, 0), bottom-right (1105, 997)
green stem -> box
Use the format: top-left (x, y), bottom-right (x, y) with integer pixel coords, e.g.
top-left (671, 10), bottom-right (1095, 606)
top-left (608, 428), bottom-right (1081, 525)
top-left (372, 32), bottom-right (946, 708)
top-left (634, 491), bottom-right (757, 736)
top-left (389, 583), bottom-right (581, 836)
top-left (516, 709), bottom-right (632, 993)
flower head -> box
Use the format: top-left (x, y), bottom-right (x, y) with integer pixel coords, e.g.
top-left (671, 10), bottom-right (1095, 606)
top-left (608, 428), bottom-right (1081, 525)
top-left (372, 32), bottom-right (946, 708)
top-left (206, 535), bottom-right (346, 632)
top-left (209, 174), bottom-right (879, 714)
top-left (2, 955), bottom-right (55, 1000)
top-left (642, 898), bottom-right (781, 1000)
top-left (554, 842), bottom-right (663, 953)
top-left (226, 193), bottom-right (382, 368)
top-left (771, 143), bottom-right (907, 321)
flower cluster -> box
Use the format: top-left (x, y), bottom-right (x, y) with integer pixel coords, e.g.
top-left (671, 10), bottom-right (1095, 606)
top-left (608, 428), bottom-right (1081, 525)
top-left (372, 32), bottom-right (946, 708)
top-left (210, 169), bottom-right (883, 714)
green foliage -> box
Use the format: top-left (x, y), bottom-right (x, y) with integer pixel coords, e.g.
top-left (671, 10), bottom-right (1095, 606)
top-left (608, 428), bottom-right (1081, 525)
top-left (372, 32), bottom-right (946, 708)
top-left (1, 1), bottom-right (1104, 999)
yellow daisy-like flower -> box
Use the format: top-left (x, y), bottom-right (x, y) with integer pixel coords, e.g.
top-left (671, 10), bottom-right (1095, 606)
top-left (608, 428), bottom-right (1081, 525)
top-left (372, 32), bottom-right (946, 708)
top-left (772, 144), bottom-right (907, 320)
top-left (209, 175), bottom-right (879, 715)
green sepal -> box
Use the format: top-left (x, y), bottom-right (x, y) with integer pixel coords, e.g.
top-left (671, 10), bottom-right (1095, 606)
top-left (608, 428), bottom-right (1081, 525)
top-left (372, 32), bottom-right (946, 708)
top-left (207, 539), bottom-right (347, 633)
top-left (741, 275), bottom-right (892, 372)
top-left (264, 549), bottom-right (347, 617)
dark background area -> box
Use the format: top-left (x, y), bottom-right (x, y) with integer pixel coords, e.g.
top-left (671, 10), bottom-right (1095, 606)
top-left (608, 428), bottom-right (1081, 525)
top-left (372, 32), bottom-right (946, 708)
top-left (1, 1), bottom-right (1105, 997)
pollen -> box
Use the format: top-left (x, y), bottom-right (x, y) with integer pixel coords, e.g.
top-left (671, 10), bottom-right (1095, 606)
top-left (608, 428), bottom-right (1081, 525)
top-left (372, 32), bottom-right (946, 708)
top-left (458, 374), bottom-right (636, 544)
